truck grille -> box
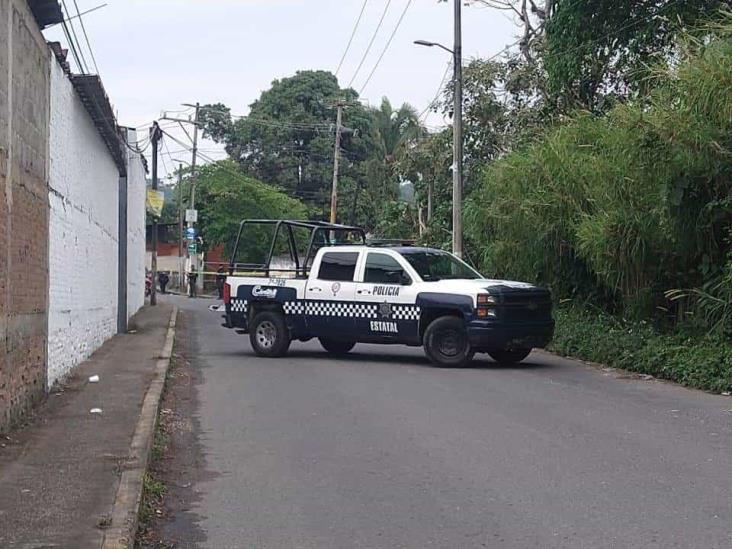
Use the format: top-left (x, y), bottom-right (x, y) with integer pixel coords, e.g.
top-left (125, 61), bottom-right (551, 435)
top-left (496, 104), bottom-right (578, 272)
top-left (497, 290), bottom-right (553, 322)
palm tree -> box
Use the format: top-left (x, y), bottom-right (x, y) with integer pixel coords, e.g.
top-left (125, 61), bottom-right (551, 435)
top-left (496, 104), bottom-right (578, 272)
top-left (370, 98), bottom-right (424, 165)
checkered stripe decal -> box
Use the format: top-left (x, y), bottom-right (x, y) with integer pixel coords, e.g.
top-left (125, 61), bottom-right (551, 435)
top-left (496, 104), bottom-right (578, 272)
top-left (280, 300), bottom-right (421, 320)
top-left (305, 302), bottom-right (378, 318)
top-left (391, 305), bottom-right (421, 321)
top-left (230, 299), bottom-right (248, 313)
top-left (283, 301), bottom-right (305, 315)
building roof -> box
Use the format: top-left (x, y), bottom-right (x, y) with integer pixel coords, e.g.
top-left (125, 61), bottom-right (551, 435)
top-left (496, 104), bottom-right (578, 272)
top-left (28, 0), bottom-right (63, 29)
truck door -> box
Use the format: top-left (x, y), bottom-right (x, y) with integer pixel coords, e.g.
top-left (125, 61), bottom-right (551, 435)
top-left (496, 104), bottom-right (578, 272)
top-left (305, 251), bottom-right (359, 338)
top-left (355, 252), bottom-right (420, 342)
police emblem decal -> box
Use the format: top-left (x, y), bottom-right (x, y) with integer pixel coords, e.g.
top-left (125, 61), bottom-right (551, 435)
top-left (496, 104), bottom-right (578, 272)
top-left (331, 282), bottom-right (341, 296)
top-left (378, 301), bottom-right (392, 319)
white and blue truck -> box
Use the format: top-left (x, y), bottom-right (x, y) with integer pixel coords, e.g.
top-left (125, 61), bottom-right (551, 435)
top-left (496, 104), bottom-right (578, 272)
top-left (222, 220), bottom-right (554, 367)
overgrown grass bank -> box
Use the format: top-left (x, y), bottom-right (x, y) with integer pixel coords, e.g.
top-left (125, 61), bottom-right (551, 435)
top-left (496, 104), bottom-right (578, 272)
top-left (549, 306), bottom-right (732, 393)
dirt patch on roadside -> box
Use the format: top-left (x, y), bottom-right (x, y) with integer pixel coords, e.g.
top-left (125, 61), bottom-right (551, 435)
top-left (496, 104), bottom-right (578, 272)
top-left (136, 312), bottom-right (211, 548)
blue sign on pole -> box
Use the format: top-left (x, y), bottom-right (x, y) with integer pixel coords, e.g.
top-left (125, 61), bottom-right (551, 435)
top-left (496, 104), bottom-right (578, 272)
top-left (185, 227), bottom-right (196, 240)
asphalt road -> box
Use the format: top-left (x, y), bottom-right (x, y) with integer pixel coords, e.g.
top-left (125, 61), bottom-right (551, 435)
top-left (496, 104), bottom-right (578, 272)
top-left (164, 295), bottom-right (732, 548)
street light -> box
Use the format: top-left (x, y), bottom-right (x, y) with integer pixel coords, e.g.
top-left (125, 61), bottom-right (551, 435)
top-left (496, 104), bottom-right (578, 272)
top-left (413, 40), bottom-right (453, 55)
top-left (415, 0), bottom-right (463, 258)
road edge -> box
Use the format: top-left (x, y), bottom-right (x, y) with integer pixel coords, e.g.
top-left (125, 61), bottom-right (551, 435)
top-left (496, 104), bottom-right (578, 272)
top-left (101, 306), bottom-right (178, 549)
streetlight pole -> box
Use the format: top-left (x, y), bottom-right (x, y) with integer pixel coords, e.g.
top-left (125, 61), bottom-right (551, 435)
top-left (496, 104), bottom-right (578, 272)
top-left (414, 0), bottom-right (464, 257)
top-left (149, 122), bottom-right (163, 305)
top-left (452, 0), bottom-right (463, 258)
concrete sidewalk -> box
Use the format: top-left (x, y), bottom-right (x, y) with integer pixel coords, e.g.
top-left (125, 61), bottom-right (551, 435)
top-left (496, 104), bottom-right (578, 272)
top-left (0, 303), bottom-right (175, 548)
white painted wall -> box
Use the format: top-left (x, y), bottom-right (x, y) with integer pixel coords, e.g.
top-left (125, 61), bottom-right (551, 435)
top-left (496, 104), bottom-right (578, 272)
top-left (47, 57), bottom-right (120, 388)
top-left (126, 131), bottom-right (146, 319)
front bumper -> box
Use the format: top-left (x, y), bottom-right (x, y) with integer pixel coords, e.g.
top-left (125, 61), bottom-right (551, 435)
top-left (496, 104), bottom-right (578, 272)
top-left (467, 320), bottom-right (555, 351)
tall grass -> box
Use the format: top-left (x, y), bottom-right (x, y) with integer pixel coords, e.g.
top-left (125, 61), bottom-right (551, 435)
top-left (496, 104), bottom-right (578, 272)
top-left (466, 12), bottom-right (732, 326)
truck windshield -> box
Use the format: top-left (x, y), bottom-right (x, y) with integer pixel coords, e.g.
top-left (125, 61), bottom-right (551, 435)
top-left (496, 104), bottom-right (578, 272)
top-left (401, 250), bottom-right (482, 281)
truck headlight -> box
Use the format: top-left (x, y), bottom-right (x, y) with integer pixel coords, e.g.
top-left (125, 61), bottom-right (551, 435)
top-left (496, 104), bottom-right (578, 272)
top-left (476, 294), bottom-right (497, 318)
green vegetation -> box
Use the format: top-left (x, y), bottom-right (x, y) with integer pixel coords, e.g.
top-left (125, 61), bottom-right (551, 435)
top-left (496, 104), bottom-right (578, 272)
top-left (199, 72), bottom-right (423, 232)
top-left (466, 14), bottom-right (732, 330)
top-left (173, 160), bottom-right (309, 256)
top-left (550, 306), bottom-right (732, 393)
top-left (139, 472), bottom-right (166, 524)
top-left (459, 11), bottom-right (732, 390)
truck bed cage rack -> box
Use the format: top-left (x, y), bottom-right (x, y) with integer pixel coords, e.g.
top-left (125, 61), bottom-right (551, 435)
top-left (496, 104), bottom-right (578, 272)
top-left (230, 219), bottom-right (367, 278)
top-left (367, 238), bottom-right (416, 247)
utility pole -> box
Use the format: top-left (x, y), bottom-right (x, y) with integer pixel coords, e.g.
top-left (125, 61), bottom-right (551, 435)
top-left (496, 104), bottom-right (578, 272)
top-left (452, 0), bottom-right (464, 258)
top-left (163, 104), bottom-right (201, 291)
top-left (330, 102), bottom-right (344, 224)
top-left (177, 165), bottom-right (184, 291)
top-left (150, 121), bottom-right (163, 306)
top-left (187, 103), bottom-right (200, 286)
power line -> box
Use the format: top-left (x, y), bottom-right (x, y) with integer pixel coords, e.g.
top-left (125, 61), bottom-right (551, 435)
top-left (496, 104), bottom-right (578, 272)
top-left (60, 19), bottom-right (84, 73)
top-left (418, 61), bottom-right (452, 121)
top-left (418, 39), bottom-right (520, 123)
top-left (358, 0), bottom-right (413, 95)
top-left (335, 0), bottom-right (370, 76)
top-left (60, 0), bottom-right (90, 73)
top-left (72, 0), bottom-right (99, 74)
top-left (347, 0), bottom-right (393, 89)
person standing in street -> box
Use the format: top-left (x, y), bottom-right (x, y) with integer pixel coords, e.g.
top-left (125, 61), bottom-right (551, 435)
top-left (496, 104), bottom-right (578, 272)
top-left (216, 265), bottom-right (227, 300)
top-left (158, 272), bottom-right (169, 294)
top-left (187, 269), bottom-right (198, 298)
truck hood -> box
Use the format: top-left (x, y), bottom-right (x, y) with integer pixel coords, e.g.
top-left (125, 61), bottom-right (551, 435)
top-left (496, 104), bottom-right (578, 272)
top-left (417, 278), bottom-right (541, 295)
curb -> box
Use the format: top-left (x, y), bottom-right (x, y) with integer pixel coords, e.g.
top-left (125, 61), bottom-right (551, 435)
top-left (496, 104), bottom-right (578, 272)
top-left (101, 306), bottom-right (178, 549)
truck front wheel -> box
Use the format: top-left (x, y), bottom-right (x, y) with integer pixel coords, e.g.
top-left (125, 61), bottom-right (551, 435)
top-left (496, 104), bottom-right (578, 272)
top-left (488, 348), bottom-right (531, 365)
top-left (249, 311), bottom-right (291, 357)
top-left (423, 316), bottom-right (473, 367)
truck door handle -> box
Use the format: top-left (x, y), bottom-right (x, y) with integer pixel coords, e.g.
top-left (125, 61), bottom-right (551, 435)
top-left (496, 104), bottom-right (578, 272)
top-left (309, 287), bottom-right (322, 293)
top-left (357, 290), bottom-right (370, 295)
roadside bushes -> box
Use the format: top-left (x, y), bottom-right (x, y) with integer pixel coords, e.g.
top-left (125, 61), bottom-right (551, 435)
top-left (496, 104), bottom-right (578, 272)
top-left (550, 306), bottom-right (732, 393)
top-left (466, 13), bottom-right (732, 328)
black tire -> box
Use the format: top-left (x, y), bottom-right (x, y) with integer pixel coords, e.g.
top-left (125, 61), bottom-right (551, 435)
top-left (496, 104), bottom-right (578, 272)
top-left (319, 338), bottom-right (356, 355)
top-left (249, 311), bottom-right (291, 357)
top-left (423, 316), bottom-right (472, 367)
top-left (488, 348), bottom-right (532, 365)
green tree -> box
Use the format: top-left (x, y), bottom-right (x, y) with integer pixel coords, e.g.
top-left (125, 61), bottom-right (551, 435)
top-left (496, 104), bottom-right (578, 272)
top-left (544, 0), bottom-right (728, 110)
top-left (199, 71), bottom-right (373, 209)
top-left (466, 13), bottom-right (732, 324)
top-left (181, 160), bottom-right (308, 256)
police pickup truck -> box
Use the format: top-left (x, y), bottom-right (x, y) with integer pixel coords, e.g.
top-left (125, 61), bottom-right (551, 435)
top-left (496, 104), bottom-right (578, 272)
top-left (223, 220), bottom-right (554, 367)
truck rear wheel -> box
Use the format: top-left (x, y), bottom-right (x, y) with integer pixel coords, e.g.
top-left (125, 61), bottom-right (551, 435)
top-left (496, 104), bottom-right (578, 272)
top-left (488, 348), bottom-right (531, 365)
top-left (249, 311), bottom-right (291, 357)
top-left (319, 338), bottom-right (356, 355)
top-left (423, 316), bottom-right (473, 367)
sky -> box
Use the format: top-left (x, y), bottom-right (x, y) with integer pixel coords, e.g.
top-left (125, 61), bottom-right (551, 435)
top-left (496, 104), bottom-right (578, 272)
top-left (44, 0), bottom-right (519, 178)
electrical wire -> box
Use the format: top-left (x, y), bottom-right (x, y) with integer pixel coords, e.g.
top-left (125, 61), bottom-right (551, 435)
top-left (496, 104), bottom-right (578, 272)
top-left (60, 19), bottom-right (84, 73)
top-left (358, 0), bottom-right (413, 95)
top-left (418, 61), bottom-right (452, 122)
top-left (335, 0), bottom-right (370, 77)
top-left (72, 0), bottom-right (99, 74)
top-left (347, 0), bottom-right (393, 89)
top-left (60, 0), bottom-right (90, 73)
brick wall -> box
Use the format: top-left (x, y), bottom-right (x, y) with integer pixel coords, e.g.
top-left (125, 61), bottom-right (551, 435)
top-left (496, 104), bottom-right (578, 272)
top-left (47, 55), bottom-right (119, 389)
top-left (0, 0), bottom-right (51, 429)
